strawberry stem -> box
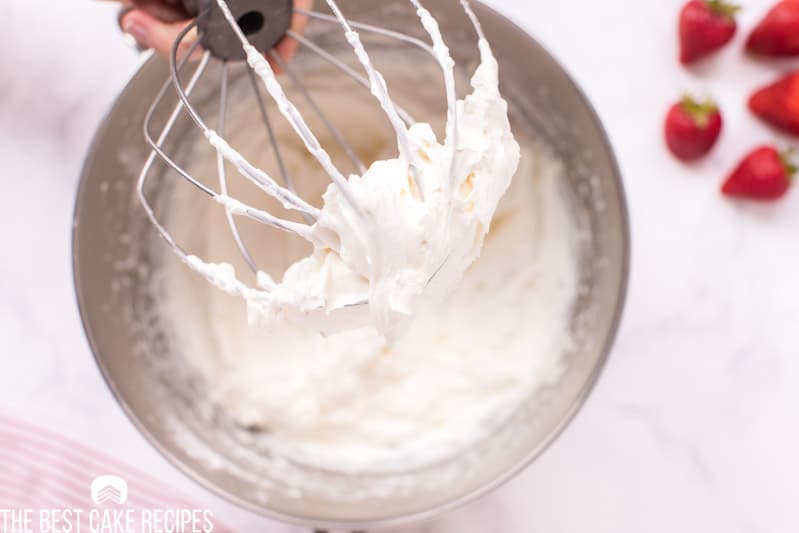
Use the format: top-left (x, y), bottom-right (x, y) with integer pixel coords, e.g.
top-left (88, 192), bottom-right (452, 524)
top-left (781, 149), bottom-right (798, 181)
top-left (704, 0), bottom-right (741, 18)
top-left (681, 95), bottom-right (718, 129)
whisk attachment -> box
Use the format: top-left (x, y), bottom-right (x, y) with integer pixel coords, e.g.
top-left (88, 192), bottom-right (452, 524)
top-left (182, 0), bottom-right (294, 60)
top-left (138, 0), bottom-right (512, 339)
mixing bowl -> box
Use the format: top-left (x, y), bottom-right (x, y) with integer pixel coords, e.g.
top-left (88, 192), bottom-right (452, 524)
top-left (73, 0), bottom-right (629, 529)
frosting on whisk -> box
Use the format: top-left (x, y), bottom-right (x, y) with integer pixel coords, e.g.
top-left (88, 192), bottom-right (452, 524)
top-left (187, 0), bottom-right (520, 342)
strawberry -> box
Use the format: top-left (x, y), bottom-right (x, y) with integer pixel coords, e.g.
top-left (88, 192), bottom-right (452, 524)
top-left (747, 0), bottom-right (799, 57)
top-left (749, 71), bottom-right (799, 136)
top-left (664, 96), bottom-right (723, 161)
top-left (722, 146), bottom-right (796, 200)
top-left (679, 0), bottom-right (740, 64)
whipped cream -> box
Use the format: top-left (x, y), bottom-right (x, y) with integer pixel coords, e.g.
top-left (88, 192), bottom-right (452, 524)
top-left (153, 1), bottom-right (578, 479)
top-left (183, 1), bottom-right (520, 341)
top-left (162, 133), bottom-right (578, 474)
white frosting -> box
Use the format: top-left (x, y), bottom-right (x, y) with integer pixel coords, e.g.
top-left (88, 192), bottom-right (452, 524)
top-left (182, 1), bottom-right (520, 342)
top-left (162, 135), bottom-right (578, 474)
top-left (153, 1), bottom-right (578, 478)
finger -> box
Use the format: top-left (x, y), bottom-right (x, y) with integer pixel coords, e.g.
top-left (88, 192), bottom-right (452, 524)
top-left (294, 0), bottom-right (315, 15)
top-left (130, 0), bottom-right (189, 22)
top-left (107, 0), bottom-right (188, 23)
top-left (273, 0), bottom-right (312, 63)
top-left (120, 9), bottom-right (200, 58)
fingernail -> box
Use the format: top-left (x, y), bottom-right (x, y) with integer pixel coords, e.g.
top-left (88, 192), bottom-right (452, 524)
top-left (122, 19), bottom-right (149, 49)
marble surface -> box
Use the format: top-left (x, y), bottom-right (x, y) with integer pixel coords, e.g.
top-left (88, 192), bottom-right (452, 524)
top-left (2, 0), bottom-right (797, 531)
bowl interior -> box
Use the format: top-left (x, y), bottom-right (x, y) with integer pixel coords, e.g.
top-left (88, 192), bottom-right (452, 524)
top-left (74, 1), bottom-right (628, 528)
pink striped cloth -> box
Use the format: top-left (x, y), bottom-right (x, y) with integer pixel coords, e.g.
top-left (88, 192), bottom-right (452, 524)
top-left (0, 414), bottom-right (233, 532)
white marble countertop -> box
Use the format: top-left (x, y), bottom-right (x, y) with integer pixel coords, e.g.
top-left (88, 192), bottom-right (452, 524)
top-left (2, 0), bottom-right (797, 531)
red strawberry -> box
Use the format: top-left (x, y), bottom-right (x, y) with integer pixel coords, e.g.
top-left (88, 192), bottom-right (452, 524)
top-left (664, 96), bottom-right (723, 161)
top-left (679, 0), bottom-right (740, 64)
top-left (722, 146), bottom-right (796, 200)
top-left (749, 71), bottom-right (799, 136)
top-left (747, 0), bottom-right (799, 57)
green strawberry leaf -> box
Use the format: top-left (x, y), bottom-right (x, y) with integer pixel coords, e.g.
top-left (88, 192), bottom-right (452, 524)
top-left (781, 149), bottom-right (798, 180)
top-left (681, 95), bottom-right (718, 129)
top-left (705, 0), bottom-right (741, 18)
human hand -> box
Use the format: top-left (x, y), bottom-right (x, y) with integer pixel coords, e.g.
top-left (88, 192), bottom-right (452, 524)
top-left (116, 0), bottom-right (313, 62)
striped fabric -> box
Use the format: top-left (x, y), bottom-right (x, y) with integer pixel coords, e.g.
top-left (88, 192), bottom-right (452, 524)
top-left (0, 414), bottom-right (233, 532)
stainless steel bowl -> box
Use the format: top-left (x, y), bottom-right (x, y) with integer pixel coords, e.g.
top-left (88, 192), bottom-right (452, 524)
top-left (73, 1), bottom-right (629, 529)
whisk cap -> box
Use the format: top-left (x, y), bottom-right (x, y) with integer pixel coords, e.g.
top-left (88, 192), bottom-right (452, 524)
top-left (184, 0), bottom-right (293, 60)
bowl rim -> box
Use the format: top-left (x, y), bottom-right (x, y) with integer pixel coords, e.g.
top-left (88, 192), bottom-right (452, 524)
top-left (73, 6), bottom-right (630, 531)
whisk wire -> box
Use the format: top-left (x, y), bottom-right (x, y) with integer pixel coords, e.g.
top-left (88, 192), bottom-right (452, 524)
top-left (142, 44), bottom-right (215, 198)
top-left (212, 0), bottom-right (362, 212)
top-left (246, 67), bottom-right (294, 193)
top-left (409, 0), bottom-right (459, 187)
top-left (217, 61), bottom-right (260, 273)
top-left (139, 45), bottom-right (212, 259)
top-left (270, 50), bottom-right (367, 175)
top-left (294, 9), bottom-right (436, 64)
top-left (321, 0), bottom-right (423, 195)
top-left (169, 22), bottom-right (322, 220)
top-left (285, 29), bottom-right (416, 127)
